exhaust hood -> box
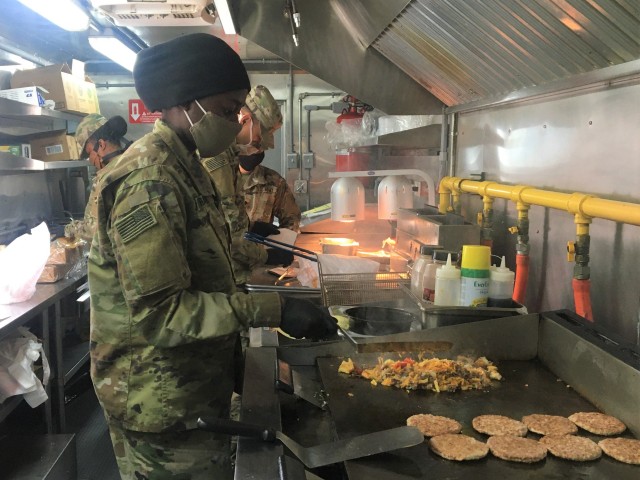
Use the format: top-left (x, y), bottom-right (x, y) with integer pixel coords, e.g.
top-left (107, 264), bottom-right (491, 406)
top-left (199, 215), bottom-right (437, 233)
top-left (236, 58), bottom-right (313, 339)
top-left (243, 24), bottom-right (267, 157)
top-left (235, 0), bottom-right (640, 111)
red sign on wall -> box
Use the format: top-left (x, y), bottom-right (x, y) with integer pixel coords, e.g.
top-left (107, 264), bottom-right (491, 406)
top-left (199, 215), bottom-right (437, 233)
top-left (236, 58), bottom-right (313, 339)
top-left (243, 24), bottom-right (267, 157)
top-left (128, 99), bottom-right (162, 124)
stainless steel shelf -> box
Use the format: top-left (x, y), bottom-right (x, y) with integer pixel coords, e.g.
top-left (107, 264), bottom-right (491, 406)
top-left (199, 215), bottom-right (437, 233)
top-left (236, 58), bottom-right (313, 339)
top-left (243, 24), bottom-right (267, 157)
top-left (0, 152), bottom-right (89, 172)
top-left (0, 97), bottom-right (84, 137)
top-left (0, 96), bottom-right (83, 122)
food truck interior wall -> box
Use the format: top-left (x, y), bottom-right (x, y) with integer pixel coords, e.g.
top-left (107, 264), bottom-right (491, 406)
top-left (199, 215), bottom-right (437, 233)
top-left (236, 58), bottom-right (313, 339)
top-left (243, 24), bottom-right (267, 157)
top-left (0, 0), bottom-right (638, 345)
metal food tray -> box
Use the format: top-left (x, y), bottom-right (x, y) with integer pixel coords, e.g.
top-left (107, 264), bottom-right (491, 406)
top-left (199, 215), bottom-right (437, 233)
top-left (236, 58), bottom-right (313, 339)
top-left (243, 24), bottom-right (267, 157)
top-left (319, 271), bottom-right (411, 307)
top-left (401, 284), bottom-right (528, 329)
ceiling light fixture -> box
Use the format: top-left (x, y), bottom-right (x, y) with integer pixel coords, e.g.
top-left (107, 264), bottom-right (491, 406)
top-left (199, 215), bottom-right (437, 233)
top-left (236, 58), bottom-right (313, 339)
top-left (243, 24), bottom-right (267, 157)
top-left (290, 0), bottom-right (301, 27)
top-left (89, 30), bottom-right (138, 72)
top-left (17, 0), bottom-right (90, 32)
top-left (213, 0), bottom-right (236, 34)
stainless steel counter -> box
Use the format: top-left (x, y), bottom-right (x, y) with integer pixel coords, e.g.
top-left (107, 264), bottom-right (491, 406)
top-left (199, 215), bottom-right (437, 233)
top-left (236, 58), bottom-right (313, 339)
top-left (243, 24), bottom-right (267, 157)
top-left (0, 272), bottom-right (88, 433)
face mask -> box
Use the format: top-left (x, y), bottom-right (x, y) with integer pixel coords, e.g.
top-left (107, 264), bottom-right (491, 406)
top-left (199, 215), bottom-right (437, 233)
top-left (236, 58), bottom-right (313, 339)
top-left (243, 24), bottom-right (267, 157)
top-left (239, 152), bottom-right (264, 172)
top-left (236, 115), bottom-right (261, 155)
top-left (184, 100), bottom-right (242, 157)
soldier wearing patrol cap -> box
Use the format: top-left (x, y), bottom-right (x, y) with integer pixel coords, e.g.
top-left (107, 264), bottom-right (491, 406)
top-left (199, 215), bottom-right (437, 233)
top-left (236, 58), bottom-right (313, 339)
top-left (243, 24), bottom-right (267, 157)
top-left (75, 113), bottom-right (130, 170)
top-left (237, 86), bottom-right (301, 231)
top-left (238, 85), bottom-right (283, 154)
top-left (201, 85), bottom-right (297, 285)
top-left (87, 33), bottom-right (337, 479)
top-left (65, 114), bottom-right (130, 242)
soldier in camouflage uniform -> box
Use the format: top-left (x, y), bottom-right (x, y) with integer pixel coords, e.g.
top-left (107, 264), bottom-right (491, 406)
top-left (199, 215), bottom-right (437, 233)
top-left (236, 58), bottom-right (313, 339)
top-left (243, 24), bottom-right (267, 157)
top-left (202, 85), bottom-right (293, 285)
top-left (88, 34), bottom-right (336, 480)
top-left (66, 114), bottom-right (130, 243)
top-left (238, 151), bottom-right (301, 231)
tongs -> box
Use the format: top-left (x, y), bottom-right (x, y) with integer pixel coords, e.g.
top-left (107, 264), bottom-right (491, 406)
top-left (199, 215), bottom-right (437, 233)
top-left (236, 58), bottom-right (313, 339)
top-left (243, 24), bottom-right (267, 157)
top-left (243, 232), bottom-right (318, 262)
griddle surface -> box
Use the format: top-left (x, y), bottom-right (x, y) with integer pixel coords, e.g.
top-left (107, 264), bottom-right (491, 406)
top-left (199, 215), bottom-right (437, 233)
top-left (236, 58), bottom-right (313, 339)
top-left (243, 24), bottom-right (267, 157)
top-left (318, 357), bottom-right (638, 480)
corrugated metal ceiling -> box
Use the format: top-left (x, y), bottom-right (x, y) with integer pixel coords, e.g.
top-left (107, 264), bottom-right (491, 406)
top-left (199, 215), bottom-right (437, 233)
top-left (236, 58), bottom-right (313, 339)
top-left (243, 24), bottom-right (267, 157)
top-left (373, 0), bottom-right (640, 106)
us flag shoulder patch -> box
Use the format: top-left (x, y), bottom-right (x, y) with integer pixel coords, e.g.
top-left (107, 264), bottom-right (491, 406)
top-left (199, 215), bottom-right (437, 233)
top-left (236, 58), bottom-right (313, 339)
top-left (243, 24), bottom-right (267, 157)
top-left (115, 204), bottom-right (157, 243)
top-left (202, 156), bottom-right (228, 172)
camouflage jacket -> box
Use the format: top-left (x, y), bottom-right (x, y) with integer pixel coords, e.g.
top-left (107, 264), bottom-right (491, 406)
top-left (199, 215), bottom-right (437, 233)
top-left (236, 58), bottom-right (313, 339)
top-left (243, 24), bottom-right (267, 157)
top-left (242, 164), bottom-right (301, 231)
top-left (68, 157), bottom-right (123, 243)
top-left (88, 120), bottom-right (281, 433)
top-left (201, 146), bottom-right (267, 284)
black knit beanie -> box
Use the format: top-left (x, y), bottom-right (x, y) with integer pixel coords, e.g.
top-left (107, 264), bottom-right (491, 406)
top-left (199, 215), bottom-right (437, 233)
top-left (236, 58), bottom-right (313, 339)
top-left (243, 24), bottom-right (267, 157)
top-left (133, 33), bottom-right (250, 111)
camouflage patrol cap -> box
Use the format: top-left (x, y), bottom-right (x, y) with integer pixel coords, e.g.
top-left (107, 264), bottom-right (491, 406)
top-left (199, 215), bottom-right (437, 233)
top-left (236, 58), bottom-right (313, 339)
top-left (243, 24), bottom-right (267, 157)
top-left (245, 85), bottom-right (282, 149)
top-left (75, 113), bottom-right (107, 158)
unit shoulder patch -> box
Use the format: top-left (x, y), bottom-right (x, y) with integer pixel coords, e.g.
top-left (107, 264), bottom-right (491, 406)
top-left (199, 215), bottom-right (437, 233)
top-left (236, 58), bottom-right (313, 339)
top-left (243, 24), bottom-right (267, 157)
top-left (115, 204), bottom-right (158, 243)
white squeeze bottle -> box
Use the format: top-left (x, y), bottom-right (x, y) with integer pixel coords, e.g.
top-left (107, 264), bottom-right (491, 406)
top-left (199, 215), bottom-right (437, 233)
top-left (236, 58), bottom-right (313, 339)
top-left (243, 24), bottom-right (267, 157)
top-left (421, 250), bottom-right (455, 303)
top-left (410, 245), bottom-right (440, 298)
top-left (434, 253), bottom-right (461, 306)
top-left (487, 256), bottom-right (515, 307)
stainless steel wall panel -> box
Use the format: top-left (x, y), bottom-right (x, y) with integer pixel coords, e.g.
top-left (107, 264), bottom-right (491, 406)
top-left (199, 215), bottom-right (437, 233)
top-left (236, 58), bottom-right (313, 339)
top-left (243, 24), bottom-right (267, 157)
top-left (455, 81), bottom-right (640, 344)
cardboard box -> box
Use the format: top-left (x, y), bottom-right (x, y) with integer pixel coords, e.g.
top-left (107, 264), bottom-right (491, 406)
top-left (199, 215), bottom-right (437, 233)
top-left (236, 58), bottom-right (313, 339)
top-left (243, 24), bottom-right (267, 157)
top-left (30, 131), bottom-right (79, 162)
top-left (11, 63), bottom-right (100, 115)
top-left (0, 144), bottom-right (31, 158)
top-left (0, 86), bottom-right (47, 107)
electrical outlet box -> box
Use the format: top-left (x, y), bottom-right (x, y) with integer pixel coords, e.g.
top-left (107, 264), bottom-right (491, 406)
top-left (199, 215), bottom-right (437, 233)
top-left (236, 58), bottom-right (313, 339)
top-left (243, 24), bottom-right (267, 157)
top-left (286, 153), bottom-right (299, 169)
top-left (294, 179), bottom-right (308, 194)
top-left (331, 101), bottom-right (350, 114)
top-left (302, 152), bottom-right (315, 169)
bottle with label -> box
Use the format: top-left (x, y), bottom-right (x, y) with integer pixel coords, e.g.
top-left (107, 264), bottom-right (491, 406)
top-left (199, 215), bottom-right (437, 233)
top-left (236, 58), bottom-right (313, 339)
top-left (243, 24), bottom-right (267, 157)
top-left (422, 250), bottom-right (458, 303)
top-left (410, 245), bottom-right (440, 299)
top-left (459, 245), bottom-right (491, 307)
top-left (434, 253), bottom-right (461, 306)
top-left (487, 256), bottom-right (515, 307)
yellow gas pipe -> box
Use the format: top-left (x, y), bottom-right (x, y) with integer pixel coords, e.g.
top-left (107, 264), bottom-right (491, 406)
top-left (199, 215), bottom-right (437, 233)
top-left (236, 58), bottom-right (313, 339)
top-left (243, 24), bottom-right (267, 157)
top-left (438, 177), bottom-right (640, 319)
top-left (439, 178), bottom-right (640, 225)
top-left (477, 182), bottom-right (495, 248)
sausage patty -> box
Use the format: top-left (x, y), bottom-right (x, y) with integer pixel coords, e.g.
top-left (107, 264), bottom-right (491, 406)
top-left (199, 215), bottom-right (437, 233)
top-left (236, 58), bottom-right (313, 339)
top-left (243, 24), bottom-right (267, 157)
top-left (522, 414), bottom-right (578, 436)
top-left (429, 434), bottom-right (489, 461)
top-left (568, 412), bottom-right (627, 436)
top-left (407, 414), bottom-right (462, 437)
top-left (539, 435), bottom-right (602, 461)
top-left (487, 435), bottom-right (547, 463)
top-left (472, 414), bottom-right (528, 437)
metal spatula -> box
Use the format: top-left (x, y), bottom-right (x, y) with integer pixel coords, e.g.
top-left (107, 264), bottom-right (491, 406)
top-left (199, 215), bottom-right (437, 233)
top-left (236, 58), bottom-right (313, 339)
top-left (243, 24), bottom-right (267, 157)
top-left (197, 417), bottom-right (423, 469)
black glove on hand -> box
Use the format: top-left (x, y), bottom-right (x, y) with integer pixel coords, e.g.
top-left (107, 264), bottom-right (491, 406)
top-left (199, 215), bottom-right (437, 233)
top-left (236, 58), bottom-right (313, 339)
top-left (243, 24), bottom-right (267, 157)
top-left (280, 297), bottom-right (338, 340)
top-left (250, 221), bottom-right (280, 237)
top-left (266, 248), bottom-right (294, 266)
